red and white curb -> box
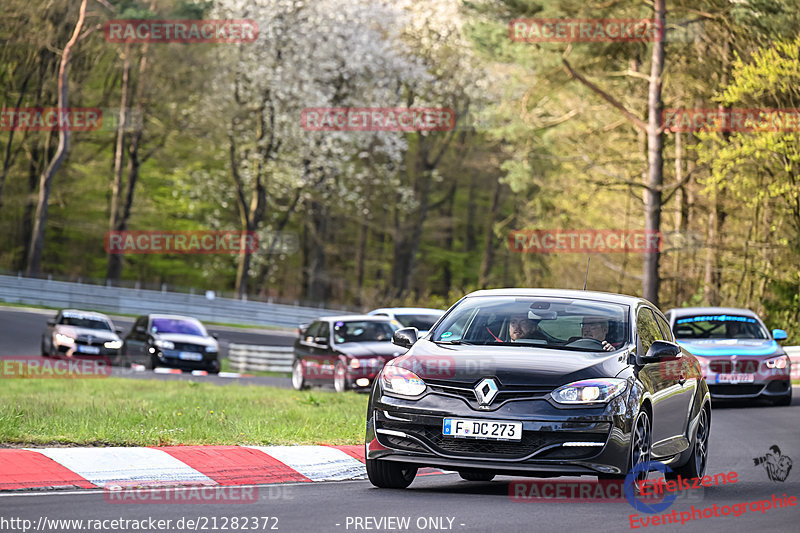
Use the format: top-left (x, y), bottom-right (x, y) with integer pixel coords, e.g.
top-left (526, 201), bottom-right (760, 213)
top-left (0, 445), bottom-right (376, 491)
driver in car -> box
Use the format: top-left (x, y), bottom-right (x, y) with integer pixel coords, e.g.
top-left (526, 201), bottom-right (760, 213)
top-left (579, 316), bottom-right (616, 351)
top-left (509, 313), bottom-right (546, 342)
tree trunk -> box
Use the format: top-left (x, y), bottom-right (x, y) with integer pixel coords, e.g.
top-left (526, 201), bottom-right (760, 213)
top-left (642, 0), bottom-right (666, 306)
top-left (478, 176), bottom-right (503, 288)
top-left (25, 0), bottom-right (88, 276)
top-left (107, 44), bottom-right (149, 282)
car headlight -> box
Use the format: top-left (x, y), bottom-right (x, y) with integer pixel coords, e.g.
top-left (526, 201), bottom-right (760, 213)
top-left (381, 365), bottom-right (426, 397)
top-left (551, 378), bottom-right (627, 404)
top-left (55, 333), bottom-right (75, 346)
top-left (764, 355), bottom-right (788, 369)
top-left (155, 340), bottom-right (175, 350)
top-left (104, 340), bottom-right (123, 349)
top-left (205, 345), bottom-right (218, 353)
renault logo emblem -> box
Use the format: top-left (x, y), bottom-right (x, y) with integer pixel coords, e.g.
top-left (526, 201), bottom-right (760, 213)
top-left (474, 378), bottom-right (499, 406)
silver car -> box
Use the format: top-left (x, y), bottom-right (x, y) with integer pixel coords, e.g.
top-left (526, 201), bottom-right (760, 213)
top-left (41, 309), bottom-right (123, 358)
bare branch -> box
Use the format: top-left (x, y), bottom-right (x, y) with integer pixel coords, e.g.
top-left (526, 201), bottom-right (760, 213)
top-left (561, 56), bottom-right (647, 131)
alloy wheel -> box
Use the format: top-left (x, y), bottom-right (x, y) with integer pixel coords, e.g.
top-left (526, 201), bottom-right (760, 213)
top-left (630, 410), bottom-right (652, 486)
top-left (694, 408), bottom-right (709, 477)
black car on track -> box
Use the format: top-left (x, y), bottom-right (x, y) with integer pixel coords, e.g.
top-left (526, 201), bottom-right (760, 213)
top-left (122, 314), bottom-right (220, 373)
top-left (365, 289), bottom-right (711, 489)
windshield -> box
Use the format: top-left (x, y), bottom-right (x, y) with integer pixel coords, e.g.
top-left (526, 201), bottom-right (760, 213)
top-left (151, 318), bottom-right (207, 336)
top-left (430, 296), bottom-right (629, 351)
top-left (673, 314), bottom-right (768, 340)
top-left (59, 314), bottom-right (112, 331)
top-left (395, 314), bottom-right (442, 330)
top-left (333, 320), bottom-right (399, 343)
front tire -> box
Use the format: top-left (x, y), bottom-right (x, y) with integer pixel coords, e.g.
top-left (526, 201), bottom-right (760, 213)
top-left (628, 409), bottom-right (652, 488)
top-left (667, 405), bottom-right (709, 479)
top-left (292, 360), bottom-right (307, 390)
top-left (366, 458), bottom-right (417, 489)
top-left (334, 362), bottom-right (349, 393)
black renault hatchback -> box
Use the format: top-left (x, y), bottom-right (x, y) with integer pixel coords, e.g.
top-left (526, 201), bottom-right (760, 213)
top-left (365, 289), bottom-right (711, 489)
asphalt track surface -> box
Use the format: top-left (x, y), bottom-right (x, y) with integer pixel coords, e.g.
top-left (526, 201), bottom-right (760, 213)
top-left (0, 306), bottom-right (296, 388)
top-left (1, 399), bottom-right (799, 533)
top-left (2, 306), bottom-right (799, 532)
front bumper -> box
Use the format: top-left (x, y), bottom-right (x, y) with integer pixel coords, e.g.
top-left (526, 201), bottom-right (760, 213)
top-left (700, 357), bottom-right (792, 399)
top-left (155, 350), bottom-right (220, 371)
top-left (366, 387), bottom-right (633, 476)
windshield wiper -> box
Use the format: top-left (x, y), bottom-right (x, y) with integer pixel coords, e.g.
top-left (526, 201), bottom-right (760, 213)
top-left (432, 340), bottom-right (473, 345)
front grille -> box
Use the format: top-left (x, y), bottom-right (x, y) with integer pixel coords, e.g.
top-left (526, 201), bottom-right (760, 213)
top-left (75, 336), bottom-right (106, 347)
top-left (709, 384), bottom-right (764, 396)
top-left (426, 381), bottom-right (553, 408)
top-left (378, 420), bottom-right (606, 460)
top-left (172, 342), bottom-right (207, 352)
top-left (709, 359), bottom-right (759, 373)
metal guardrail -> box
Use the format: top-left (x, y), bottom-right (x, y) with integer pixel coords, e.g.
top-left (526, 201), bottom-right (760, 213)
top-left (785, 346), bottom-right (800, 373)
top-left (0, 274), bottom-right (349, 328)
top-left (228, 343), bottom-right (294, 373)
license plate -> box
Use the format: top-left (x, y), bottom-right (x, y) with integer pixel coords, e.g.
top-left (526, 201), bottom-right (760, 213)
top-left (77, 345), bottom-right (100, 354)
top-left (442, 418), bottom-right (522, 441)
top-left (716, 373), bottom-right (755, 384)
top-left (178, 351), bottom-right (203, 361)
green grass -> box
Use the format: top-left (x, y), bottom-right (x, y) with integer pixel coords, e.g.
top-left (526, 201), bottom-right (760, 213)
top-left (0, 378), bottom-right (367, 446)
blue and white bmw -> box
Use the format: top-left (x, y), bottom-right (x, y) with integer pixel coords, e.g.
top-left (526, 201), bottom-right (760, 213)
top-left (664, 307), bottom-right (791, 406)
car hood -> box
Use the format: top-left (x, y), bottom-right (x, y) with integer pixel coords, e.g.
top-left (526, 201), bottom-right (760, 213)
top-left (335, 341), bottom-right (405, 358)
top-left (390, 339), bottom-right (621, 387)
top-left (676, 338), bottom-right (782, 357)
top-left (154, 333), bottom-right (217, 348)
top-left (55, 326), bottom-right (119, 341)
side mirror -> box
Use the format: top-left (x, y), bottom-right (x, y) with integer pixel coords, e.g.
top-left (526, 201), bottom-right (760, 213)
top-left (115, 327), bottom-right (124, 334)
top-left (392, 327), bottom-right (419, 350)
top-left (773, 329), bottom-right (788, 341)
top-left (313, 337), bottom-right (329, 346)
top-left (638, 340), bottom-right (681, 365)
top-left (135, 325), bottom-right (145, 334)
top-left (47, 319), bottom-right (56, 326)
top-left (211, 333), bottom-right (219, 340)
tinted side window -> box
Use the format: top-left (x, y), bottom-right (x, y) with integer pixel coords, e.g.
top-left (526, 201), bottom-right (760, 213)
top-left (654, 313), bottom-right (674, 342)
top-left (637, 308), bottom-right (662, 355)
top-left (305, 322), bottom-right (322, 338)
top-left (316, 322), bottom-right (330, 342)
top-left (134, 316), bottom-right (146, 333)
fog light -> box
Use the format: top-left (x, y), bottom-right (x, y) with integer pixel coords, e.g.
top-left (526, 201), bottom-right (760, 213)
top-left (356, 378), bottom-right (370, 387)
